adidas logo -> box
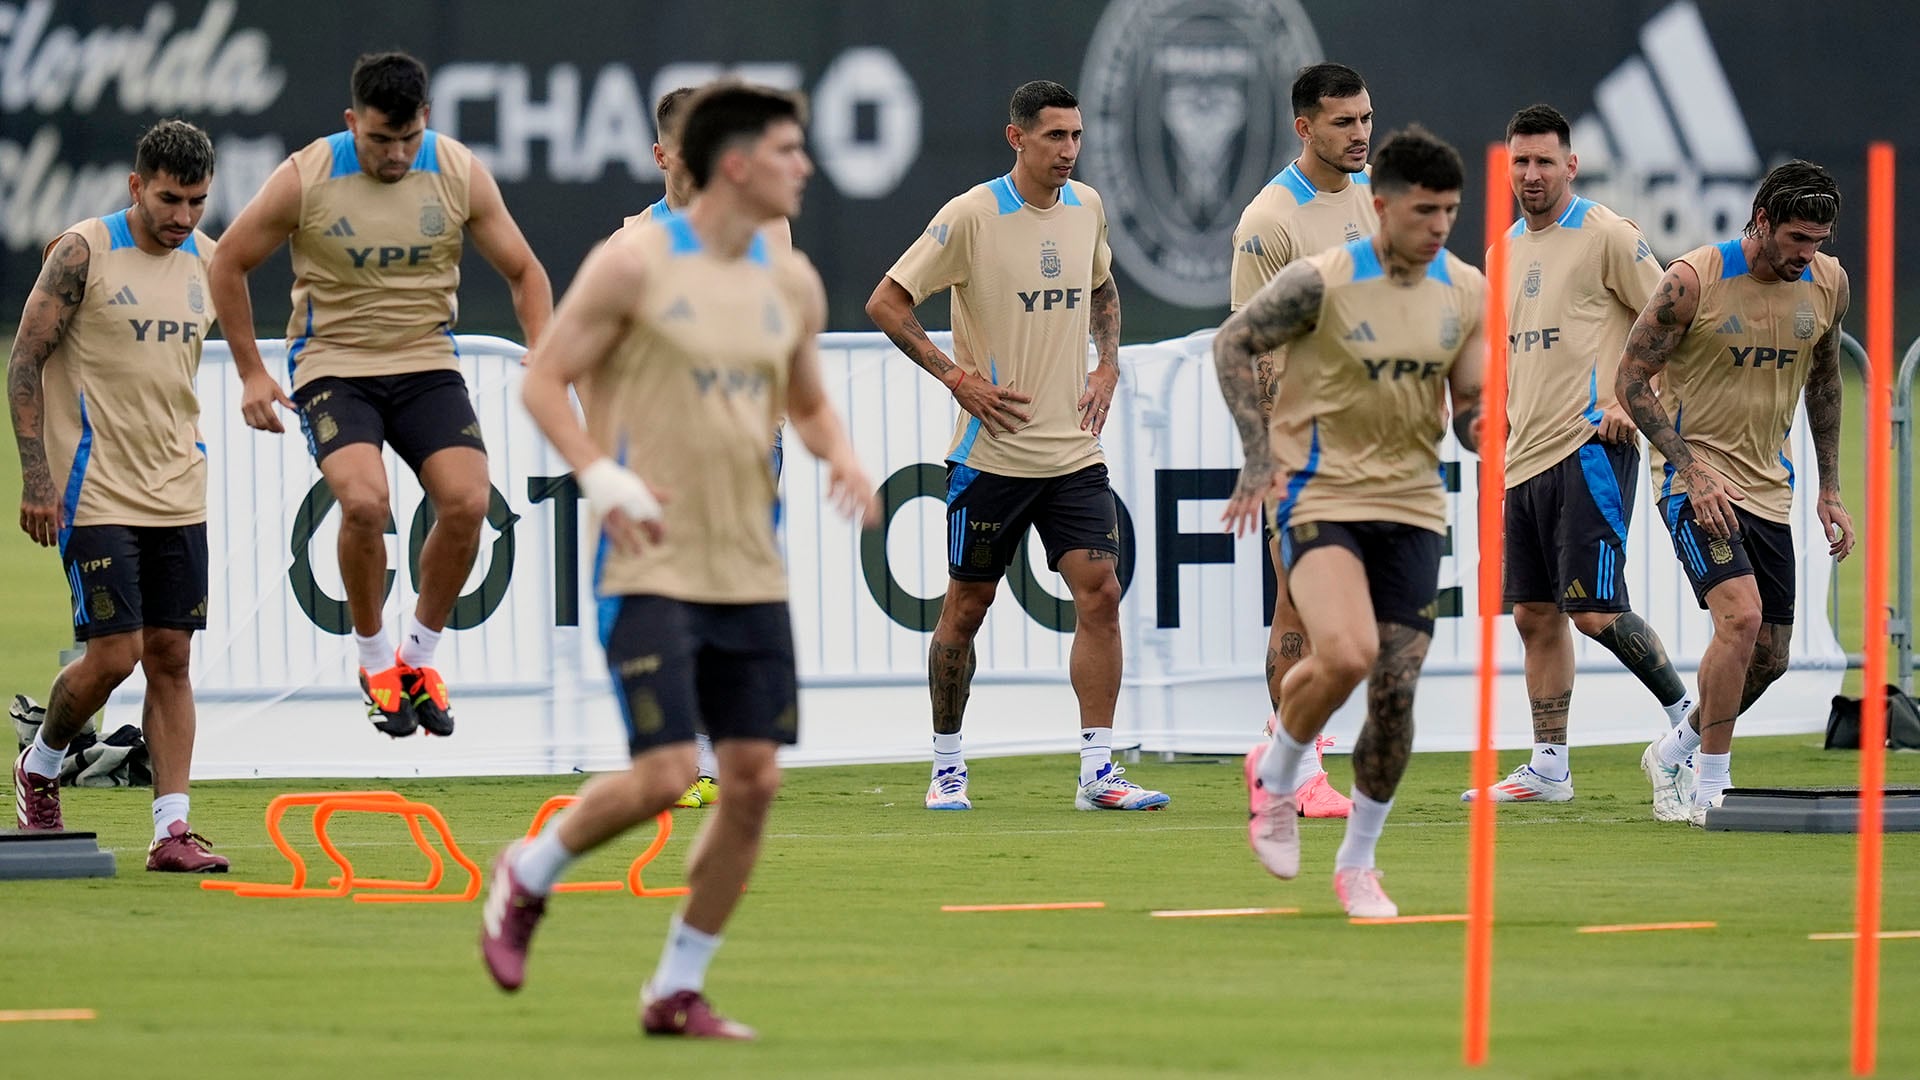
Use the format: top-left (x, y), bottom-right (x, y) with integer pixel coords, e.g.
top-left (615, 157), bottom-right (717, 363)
top-left (105, 285), bottom-right (138, 305)
top-left (1716, 314), bottom-right (1743, 335)
top-left (1343, 321), bottom-right (1376, 343)
top-left (1082, 731), bottom-right (1095, 742)
top-left (324, 217), bottom-right (356, 237)
top-left (1540, 747), bottom-right (1559, 757)
top-left (1564, 580), bottom-right (1589, 600)
top-left (924, 224), bottom-right (949, 246)
top-left (1567, 1), bottom-right (1760, 257)
top-left (662, 297), bottom-right (694, 322)
top-left (1238, 235), bottom-right (1264, 257)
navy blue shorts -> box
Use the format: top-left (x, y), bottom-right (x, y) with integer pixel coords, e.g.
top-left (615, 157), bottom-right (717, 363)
top-left (596, 595), bottom-right (799, 756)
top-left (294, 370), bottom-right (485, 473)
top-left (1279, 520), bottom-right (1443, 636)
top-left (944, 463), bottom-right (1120, 580)
top-left (61, 523), bottom-right (208, 641)
top-left (1658, 496), bottom-right (1795, 625)
top-left (1504, 439), bottom-right (1638, 612)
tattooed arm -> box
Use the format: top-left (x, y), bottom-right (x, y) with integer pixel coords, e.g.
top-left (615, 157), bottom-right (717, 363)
top-left (865, 275), bottom-right (1033, 437)
top-left (1078, 278), bottom-right (1121, 435)
top-left (1214, 260), bottom-right (1325, 536)
top-left (1615, 260), bottom-right (1742, 538)
top-left (1804, 267), bottom-right (1853, 560)
top-left (8, 232), bottom-right (88, 548)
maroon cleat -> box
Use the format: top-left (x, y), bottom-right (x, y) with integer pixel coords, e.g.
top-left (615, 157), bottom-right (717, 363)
top-left (640, 987), bottom-right (757, 1041)
top-left (480, 842), bottom-right (547, 992)
top-left (146, 820), bottom-right (230, 872)
top-left (13, 748), bottom-right (62, 831)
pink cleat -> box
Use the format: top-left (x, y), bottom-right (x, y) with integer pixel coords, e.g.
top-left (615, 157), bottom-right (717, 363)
top-left (480, 841), bottom-right (548, 991)
top-left (13, 748), bottom-right (61, 831)
top-left (640, 987), bottom-right (757, 1041)
top-left (1244, 742), bottom-right (1300, 880)
top-left (146, 821), bottom-right (230, 872)
top-left (1294, 771), bottom-right (1353, 818)
top-left (1335, 866), bottom-right (1398, 918)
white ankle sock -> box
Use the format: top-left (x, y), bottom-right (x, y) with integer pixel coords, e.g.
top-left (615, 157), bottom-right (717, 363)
top-left (512, 826), bottom-right (578, 897)
top-left (650, 914), bottom-right (723, 996)
top-left (1078, 727), bottom-right (1113, 785)
top-left (1336, 789), bottom-right (1393, 870)
top-left (1258, 727), bottom-right (1313, 795)
top-left (1657, 721), bottom-right (1701, 769)
top-left (354, 629), bottom-right (393, 672)
top-left (1529, 743), bottom-right (1569, 781)
top-left (932, 732), bottom-right (964, 775)
top-left (396, 615), bottom-right (442, 668)
top-left (1664, 696), bottom-right (1693, 729)
top-left (1695, 751), bottom-right (1732, 804)
top-left (25, 729), bottom-right (65, 779)
top-left (695, 732), bottom-right (718, 778)
top-left (152, 793), bottom-right (189, 842)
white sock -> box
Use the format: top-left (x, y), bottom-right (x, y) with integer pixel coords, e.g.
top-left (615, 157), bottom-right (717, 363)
top-left (1695, 751), bottom-right (1732, 805)
top-left (1078, 727), bottom-right (1113, 785)
top-left (1529, 743), bottom-right (1569, 781)
top-left (1336, 789), bottom-right (1394, 870)
top-left (1258, 727), bottom-right (1313, 796)
top-left (1664, 696), bottom-right (1693, 729)
top-left (932, 732), bottom-right (964, 775)
top-left (650, 914), bottom-right (723, 996)
top-left (1294, 731), bottom-right (1327, 784)
top-left (152, 793), bottom-right (189, 842)
top-left (396, 614), bottom-right (442, 669)
top-left (694, 732), bottom-right (718, 778)
top-left (354, 629), bottom-right (393, 672)
top-left (1657, 720), bottom-right (1702, 769)
top-left (25, 729), bottom-right (65, 779)
top-left (511, 825), bottom-right (578, 897)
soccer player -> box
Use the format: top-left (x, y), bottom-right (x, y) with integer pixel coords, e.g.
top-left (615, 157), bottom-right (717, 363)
top-left (1227, 61), bottom-right (1379, 819)
top-left (6, 120), bottom-right (229, 872)
top-left (864, 79), bottom-right (1169, 813)
top-left (480, 83), bottom-right (876, 1039)
top-left (1616, 160), bottom-right (1852, 825)
top-left (615, 84), bottom-right (793, 810)
top-left (1215, 127), bottom-right (1487, 916)
top-left (1459, 103), bottom-right (1694, 805)
top-left (208, 51), bottom-right (552, 739)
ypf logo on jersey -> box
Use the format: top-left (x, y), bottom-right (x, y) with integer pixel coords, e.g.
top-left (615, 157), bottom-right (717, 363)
top-left (1078, 0), bottom-right (1322, 307)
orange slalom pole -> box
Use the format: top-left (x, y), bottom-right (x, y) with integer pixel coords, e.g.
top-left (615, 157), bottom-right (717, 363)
top-left (1464, 141), bottom-right (1513, 1068)
top-left (1852, 141), bottom-right (1895, 1078)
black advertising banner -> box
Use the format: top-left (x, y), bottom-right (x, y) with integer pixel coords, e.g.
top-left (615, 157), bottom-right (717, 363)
top-left (2, 0), bottom-right (1911, 344)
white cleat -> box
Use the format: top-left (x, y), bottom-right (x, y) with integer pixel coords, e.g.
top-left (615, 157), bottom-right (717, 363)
top-left (1460, 763), bottom-right (1574, 803)
top-left (1688, 792), bottom-right (1726, 829)
top-left (1243, 742), bottom-right (1299, 879)
top-left (1074, 766), bottom-right (1170, 811)
top-left (1335, 867), bottom-right (1399, 918)
top-left (926, 767), bottom-right (971, 811)
top-left (1641, 741), bottom-right (1698, 823)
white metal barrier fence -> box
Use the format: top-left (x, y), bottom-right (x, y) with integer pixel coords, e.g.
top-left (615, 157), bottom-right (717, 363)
top-left (92, 334), bottom-right (1843, 779)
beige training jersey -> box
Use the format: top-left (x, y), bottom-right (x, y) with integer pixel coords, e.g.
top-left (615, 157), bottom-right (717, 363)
top-left (1230, 163), bottom-right (1376, 309)
top-left (886, 174), bottom-right (1112, 479)
top-left (619, 198), bottom-right (790, 251)
top-left (1649, 239), bottom-right (1844, 524)
top-left (590, 216), bottom-right (808, 604)
top-left (1500, 196), bottom-right (1662, 487)
top-left (1269, 238), bottom-right (1487, 535)
top-left (43, 211), bottom-right (216, 531)
top-left (284, 130), bottom-right (473, 389)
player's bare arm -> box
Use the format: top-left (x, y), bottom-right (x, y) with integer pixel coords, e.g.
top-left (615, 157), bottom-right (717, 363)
top-left (1804, 267), bottom-right (1853, 560)
top-left (466, 162), bottom-right (554, 347)
top-left (520, 241), bottom-right (663, 553)
top-left (1213, 259), bottom-right (1323, 536)
top-left (864, 274), bottom-right (1033, 437)
top-left (1450, 317), bottom-right (1487, 453)
top-left (787, 263), bottom-right (879, 527)
top-left (7, 232), bottom-right (88, 547)
top-left (1079, 277), bottom-right (1121, 436)
top-left (207, 158), bottom-right (301, 433)
top-left (1617, 260), bottom-right (1742, 538)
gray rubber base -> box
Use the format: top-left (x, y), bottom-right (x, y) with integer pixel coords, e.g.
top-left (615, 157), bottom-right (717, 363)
top-left (0, 830), bottom-right (117, 879)
top-left (1702, 786), bottom-right (1920, 833)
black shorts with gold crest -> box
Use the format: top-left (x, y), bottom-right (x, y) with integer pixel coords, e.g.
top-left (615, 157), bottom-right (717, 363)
top-left (61, 523), bottom-right (208, 642)
top-left (294, 370), bottom-right (485, 473)
top-left (1277, 518), bottom-right (1445, 636)
top-left (595, 595), bottom-right (799, 756)
top-left (1657, 495), bottom-right (1795, 625)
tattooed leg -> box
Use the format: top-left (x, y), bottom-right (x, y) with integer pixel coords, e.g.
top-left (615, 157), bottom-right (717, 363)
top-left (1265, 536), bottom-right (1310, 713)
top-left (929, 580), bottom-right (994, 735)
top-left (38, 630), bottom-right (141, 749)
top-left (1576, 610), bottom-right (1689, 707)
top-left (1514, 602), bottom-right (1574, 745)
top-left (1693, 578), bottom-right (1765, 754)
top-left (1350, 622), bottom-right (1433, 802)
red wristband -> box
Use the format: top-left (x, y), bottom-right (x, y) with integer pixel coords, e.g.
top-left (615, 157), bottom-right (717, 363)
top-left (943, 368), bottom-right (966, 391)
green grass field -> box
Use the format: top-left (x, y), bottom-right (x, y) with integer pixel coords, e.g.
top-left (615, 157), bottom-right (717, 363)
top-left (5, 745), bottom-right (1919, 1079)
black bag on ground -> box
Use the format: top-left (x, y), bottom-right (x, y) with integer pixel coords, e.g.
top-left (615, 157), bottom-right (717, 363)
top-left (1825, 686), bottom-right (1920, 750)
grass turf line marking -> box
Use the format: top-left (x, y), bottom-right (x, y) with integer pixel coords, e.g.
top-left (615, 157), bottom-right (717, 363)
top-left (1807, 930), bottom-right (1920, 941)
top-left (941, 902), bottom-right (1106, 912)
top-left (0, 1009), bottom-right (96, 1023)
top-left (1350, 914), bottom-right (1470, 925)
top-left (1150, 907), bottom-right (1299, 918)
top-left (1577, 921), bottom-right (1717, 934)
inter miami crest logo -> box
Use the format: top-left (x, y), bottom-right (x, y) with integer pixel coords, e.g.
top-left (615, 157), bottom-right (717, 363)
top-left (1040, 240), bottom-right (1063, 279)
top-left (419, 200), bottom-right (447, 237)
top-left (1439, 308), bottom-right (1462, 350)
top-left (1794, 306), bottom-right (1816, 340)
top-left (187, 277), bottom-right (205, 314)
top-left (1523, 261), bottom-right (1542, 298)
